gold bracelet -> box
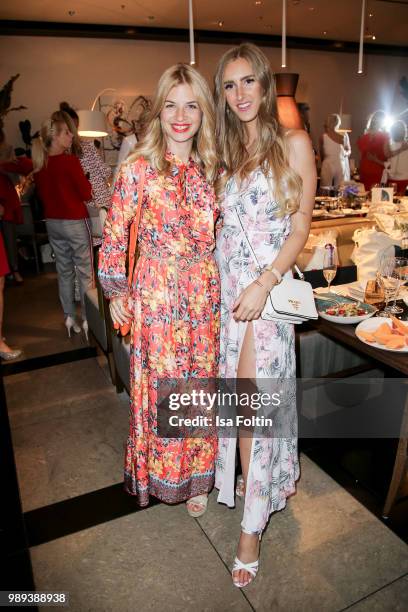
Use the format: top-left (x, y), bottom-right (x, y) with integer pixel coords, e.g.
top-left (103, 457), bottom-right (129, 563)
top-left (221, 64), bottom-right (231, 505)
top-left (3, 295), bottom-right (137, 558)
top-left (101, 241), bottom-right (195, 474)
top-left (254, 278), bottom-right (270, 293)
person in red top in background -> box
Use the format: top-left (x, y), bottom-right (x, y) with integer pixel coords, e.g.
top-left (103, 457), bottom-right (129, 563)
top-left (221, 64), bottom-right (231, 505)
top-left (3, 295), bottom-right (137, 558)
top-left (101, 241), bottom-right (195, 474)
top-left (357, 110), bottom-right (408, 191)
top-left (0, 162), bottom-right (24, 284)
top-left (32, 111), bottom-right (93, 338)
top-left (0, 210), bottom-right (22, 360)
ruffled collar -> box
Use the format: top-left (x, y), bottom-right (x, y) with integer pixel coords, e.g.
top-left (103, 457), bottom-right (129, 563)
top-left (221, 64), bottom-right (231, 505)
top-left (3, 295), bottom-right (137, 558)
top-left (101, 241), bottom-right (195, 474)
top-left (165, 150), bottom-right (196, 169)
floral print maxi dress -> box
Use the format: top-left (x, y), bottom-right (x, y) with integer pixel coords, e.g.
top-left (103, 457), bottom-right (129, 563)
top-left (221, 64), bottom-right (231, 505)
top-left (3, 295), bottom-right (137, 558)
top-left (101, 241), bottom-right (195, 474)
top-left (98, 155), bottom-right (220, 506)
top-left (215, 169), bottom-right (299, 534)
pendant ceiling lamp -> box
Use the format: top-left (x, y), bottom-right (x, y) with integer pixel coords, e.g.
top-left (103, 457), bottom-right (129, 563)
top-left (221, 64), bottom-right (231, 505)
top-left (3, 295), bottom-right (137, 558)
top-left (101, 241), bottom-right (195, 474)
top-left (188, 0), bottom-right (195, 65)
top-left (338, 114), bottom-right (352, 133)
top-left (281, 0), bottom-right (287, 68)
top-left (77, 88), bottom-right (116, 137)
top-left (358, 0), bottom-right (366, 74)
top-left (275, 73), bottom-right (303, 129)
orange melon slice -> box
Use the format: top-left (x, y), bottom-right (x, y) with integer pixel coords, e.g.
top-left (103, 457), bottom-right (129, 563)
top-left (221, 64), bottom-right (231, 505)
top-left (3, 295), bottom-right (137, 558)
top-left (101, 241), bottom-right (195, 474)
top-left (390, 316), bottom-right (408, 335)
top-left (385, 337), bottom-right (406, 349)
top-left (358, 330), bottom-right (376, 343)
top-left (376, 322), bottom-right (394, 335)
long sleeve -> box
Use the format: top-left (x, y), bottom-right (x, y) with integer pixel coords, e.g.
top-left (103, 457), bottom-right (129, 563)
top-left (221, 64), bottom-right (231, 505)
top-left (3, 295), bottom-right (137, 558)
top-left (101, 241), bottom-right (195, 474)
top-left (0, 157), bottom-right (33, 176)
top-left (80, 141), bottom-right (112, 208)
top-left (98, 163), bottom-right (140, 298)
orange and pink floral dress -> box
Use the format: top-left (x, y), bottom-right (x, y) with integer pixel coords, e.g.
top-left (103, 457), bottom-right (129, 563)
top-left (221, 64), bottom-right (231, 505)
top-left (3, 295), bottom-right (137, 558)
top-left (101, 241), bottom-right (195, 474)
top-left (98, 154), bottom-right (220, 506)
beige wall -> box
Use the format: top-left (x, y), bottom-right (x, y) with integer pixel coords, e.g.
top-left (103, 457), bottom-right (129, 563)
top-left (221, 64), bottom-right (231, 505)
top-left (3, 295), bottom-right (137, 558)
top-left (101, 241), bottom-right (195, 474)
top-left (1, 35), bottom-right (407, 158)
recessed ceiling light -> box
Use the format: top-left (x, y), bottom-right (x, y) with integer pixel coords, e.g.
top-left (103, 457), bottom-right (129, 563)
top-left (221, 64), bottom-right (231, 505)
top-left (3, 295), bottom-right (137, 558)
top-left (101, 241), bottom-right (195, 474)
top-left (218, 20), bottom-right (224, 27)
top-left (369, 13), bottom-right (373, 18)
top-left (323, 30), bottom-right (327, 35)
top-left (372, 35), bottom-right (376, 40)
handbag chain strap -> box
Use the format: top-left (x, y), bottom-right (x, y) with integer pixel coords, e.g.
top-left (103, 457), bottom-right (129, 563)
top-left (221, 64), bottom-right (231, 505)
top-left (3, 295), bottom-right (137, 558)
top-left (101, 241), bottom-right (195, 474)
top-left (234, 206), bottom-right (304, 281)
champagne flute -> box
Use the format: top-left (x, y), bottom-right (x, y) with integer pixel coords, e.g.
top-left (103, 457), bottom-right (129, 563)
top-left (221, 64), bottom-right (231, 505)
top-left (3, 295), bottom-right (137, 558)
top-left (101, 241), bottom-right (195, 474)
top-left (378, 256), bottom-right (401, 317)
top-left (323, 245), bottom-right (338, 293)
top-left (393, 257), bottom-right (408, 313)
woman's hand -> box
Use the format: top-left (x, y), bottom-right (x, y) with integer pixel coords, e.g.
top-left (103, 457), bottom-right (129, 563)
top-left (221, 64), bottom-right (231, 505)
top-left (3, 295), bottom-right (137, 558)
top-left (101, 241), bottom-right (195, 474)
top-left (109, 296), bottom-right (132, 327)
top-left (232, 281), bottom-right (270, 322)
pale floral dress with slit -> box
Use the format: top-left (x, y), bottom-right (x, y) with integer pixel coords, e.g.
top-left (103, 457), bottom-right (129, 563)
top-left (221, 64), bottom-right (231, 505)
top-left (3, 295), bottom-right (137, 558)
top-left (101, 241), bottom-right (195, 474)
top-left (215, 168), bottom-right (300, 534)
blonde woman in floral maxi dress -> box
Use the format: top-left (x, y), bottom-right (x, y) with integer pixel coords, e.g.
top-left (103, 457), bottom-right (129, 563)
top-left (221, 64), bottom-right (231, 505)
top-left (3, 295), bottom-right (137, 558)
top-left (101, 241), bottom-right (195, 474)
top-left (98, 64), bottom-right (219, 517)
top-left (214, 44), bottom-right (316, 587)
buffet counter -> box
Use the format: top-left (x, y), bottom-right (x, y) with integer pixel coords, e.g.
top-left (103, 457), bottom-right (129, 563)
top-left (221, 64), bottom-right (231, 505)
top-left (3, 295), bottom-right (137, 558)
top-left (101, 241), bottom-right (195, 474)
top-left (299, 216), bottom-right (375, 268)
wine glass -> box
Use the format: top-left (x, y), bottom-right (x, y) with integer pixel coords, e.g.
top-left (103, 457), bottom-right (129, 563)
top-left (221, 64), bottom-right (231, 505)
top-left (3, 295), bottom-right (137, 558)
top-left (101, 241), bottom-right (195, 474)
top-left (393, 257), bottom-right (408, 312)
top-left (377, 256), bottom-right (402, 317)
top-left (323, 245), bottom-right (338, 293)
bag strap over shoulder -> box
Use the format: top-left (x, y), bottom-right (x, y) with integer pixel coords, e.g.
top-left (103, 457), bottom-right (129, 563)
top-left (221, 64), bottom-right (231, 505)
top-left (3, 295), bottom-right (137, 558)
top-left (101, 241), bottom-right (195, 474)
top-left (127, 158), bottom-right (146, 287)
top-left (234, 207), bottom-right (304, 280)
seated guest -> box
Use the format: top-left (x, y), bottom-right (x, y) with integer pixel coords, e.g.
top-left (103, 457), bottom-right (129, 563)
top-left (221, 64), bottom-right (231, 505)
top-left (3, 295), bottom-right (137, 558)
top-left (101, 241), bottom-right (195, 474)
top-left (0, 212), bottom-right (22, 360)
top-left (319, 114), bottom-right (351, 188)
top-left (31, 111), bottom-right (93, 338)
top-left (387, 120), bottom-right (408, 195)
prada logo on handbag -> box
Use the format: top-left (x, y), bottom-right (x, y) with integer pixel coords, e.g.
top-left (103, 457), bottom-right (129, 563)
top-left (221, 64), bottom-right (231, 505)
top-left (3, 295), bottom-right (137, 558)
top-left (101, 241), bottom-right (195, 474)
top-left (288, 298), bottom-right (301, 311)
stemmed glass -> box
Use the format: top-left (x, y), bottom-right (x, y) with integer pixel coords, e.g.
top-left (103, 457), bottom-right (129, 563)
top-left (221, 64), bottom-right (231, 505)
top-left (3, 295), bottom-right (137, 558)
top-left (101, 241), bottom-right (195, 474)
top-left (323, 245), bottom-right (338, 293)
top-left (377, 256), bottom-right (404, 317)
top-left (394, 257), bottom-right (408, 312)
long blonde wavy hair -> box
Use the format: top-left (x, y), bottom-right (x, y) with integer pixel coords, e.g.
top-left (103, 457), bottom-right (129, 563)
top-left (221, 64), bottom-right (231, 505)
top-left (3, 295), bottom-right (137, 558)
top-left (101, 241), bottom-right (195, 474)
top-left (214, 43), bottom-right (302, 214)
top-left (32, 111), bottom-right (74, 172)
top-left (128, 63), bottom-right (217, 183)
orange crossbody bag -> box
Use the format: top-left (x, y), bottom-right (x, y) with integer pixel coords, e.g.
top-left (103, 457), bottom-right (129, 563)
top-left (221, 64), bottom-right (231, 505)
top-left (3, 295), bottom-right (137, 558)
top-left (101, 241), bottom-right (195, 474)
top-left (113, 159), bottom-right (146, 336)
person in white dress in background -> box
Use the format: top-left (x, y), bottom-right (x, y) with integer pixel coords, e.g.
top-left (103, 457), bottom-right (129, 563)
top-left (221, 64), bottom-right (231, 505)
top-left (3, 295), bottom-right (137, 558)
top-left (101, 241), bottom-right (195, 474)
top-left (214, 43), bottom-right (316, 588)
top-left (112, 133), bottom-right (137, 186)
top-left (319, 113), bottom-right (351, 189)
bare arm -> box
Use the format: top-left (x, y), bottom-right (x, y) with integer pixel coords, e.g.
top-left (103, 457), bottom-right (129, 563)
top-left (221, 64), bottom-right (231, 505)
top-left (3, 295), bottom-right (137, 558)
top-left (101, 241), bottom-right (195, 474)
top-left (260, 130), bottom-right (316, 287)
top-left (232, 130), bottom-right (316, 322)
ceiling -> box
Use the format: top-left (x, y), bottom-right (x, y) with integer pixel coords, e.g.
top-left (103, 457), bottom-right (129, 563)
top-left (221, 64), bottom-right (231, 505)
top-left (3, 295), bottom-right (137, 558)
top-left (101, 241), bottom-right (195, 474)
top-left (1, 0), bottom-right (408, 46)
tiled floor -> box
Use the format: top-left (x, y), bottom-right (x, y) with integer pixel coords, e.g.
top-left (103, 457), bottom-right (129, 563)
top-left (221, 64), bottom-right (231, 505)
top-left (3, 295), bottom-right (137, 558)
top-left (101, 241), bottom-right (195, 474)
top-left (4, 272), bottom-right (88, 361)
top-left (2, 272), bottom-right (408, 610)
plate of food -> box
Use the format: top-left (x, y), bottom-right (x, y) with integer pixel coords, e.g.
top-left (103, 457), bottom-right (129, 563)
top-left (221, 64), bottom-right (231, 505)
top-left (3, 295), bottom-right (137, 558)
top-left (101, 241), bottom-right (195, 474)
top-left (315, 294), bottom-right (376, 324)
top-left (356, 316), bottom-right (408, 352)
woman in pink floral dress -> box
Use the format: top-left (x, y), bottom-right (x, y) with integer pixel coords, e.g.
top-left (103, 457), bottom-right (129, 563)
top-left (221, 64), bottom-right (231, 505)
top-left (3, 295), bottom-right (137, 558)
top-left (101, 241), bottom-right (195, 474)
top-left (98, 64), bottom-right (219, 517)
top-left (214, 44), bottom-right (316, 587)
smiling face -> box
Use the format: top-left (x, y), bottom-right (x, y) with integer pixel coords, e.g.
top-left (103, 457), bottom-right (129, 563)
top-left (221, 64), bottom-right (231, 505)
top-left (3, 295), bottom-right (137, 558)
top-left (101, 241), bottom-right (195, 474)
top-left (223, 57), bottom-right (263, 126)
top-left (160, 82), bottom-right (202, 154)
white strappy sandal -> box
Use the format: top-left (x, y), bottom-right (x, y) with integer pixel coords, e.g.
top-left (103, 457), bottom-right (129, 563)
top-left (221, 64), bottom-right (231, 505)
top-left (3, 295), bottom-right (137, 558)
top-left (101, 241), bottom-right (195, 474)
top-left (232, 556), bottom-right (259, 588)
top-left (232, 533), bottom-right (262, 588)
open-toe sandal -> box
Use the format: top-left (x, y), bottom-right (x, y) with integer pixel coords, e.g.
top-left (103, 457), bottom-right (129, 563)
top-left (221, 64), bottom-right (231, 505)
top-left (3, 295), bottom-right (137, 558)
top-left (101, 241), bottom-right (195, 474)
top-left (186, 494), bottom-right (208, 518)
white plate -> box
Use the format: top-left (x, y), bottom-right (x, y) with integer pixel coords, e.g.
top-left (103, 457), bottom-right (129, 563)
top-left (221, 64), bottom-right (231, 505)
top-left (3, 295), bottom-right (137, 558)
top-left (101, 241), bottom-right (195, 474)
top-left (355, 317), bottom-right (408, 352)
top-left (319, 308), bottom-right (376, 325)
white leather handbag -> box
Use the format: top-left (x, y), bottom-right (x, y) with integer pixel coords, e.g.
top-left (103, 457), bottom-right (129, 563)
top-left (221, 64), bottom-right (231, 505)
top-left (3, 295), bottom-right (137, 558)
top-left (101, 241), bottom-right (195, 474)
top-left (235, 209), bottom-right (318, 324)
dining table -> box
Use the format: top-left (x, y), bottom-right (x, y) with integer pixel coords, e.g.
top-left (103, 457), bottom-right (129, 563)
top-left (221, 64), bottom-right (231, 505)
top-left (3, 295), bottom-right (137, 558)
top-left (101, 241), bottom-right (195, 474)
top-left (306, 302), bottom-right (408, 518)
